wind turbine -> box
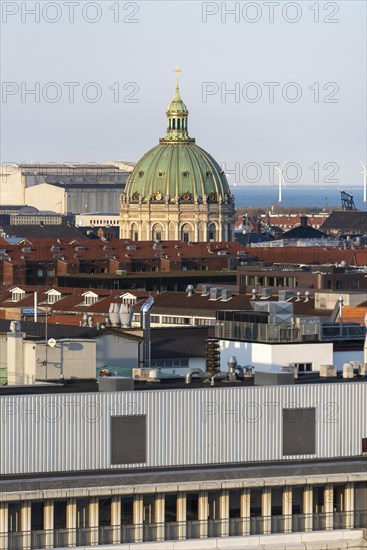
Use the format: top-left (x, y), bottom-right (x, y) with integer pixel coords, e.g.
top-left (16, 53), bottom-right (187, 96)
top-left (221, 160), bottom-right (235, 187)
top-left (275, 161), bottom-right (286, 203)
top-left (361, 161), bottom-right (367, 203)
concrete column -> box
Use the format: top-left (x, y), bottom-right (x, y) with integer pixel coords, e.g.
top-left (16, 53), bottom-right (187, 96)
top-left (282, 486), bottom-right (292, 533)
top-left (133, 494), bottom-right (143, 543)
top-left (324, 483), bottom-right (334, 530)
top-left (66, 498), bottom-right (77, 547)
top-left (0, 503), bottom-right (8, 550)
top-left (198, 491), bottom-right (208, 538)
top-left (344, 482), bottom-right (354, 529)
top-left (89, 497), bottom-right (99, 545)
top-left (219, 490), bottom-right (229, 537)
top-left (21, 502), bottom-right (31, 550)
top-left (261, 487), bottom-right (272, 535)
top-left (176, 493), bottom-right (186, 540)
top-left (155, 493), bottom-right (165, 542)
top-left (44, 500), bottom-right (54, 549)
top-left (303, 485), bottom-right (313, 531)
top-left (111, 496), bottom-right (121, 545)
top-left (240, 488), bottom-right (250, 535)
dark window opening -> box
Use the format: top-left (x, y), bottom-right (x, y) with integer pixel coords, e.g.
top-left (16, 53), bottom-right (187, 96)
top-left (362, 438), bottom-right (367, 453)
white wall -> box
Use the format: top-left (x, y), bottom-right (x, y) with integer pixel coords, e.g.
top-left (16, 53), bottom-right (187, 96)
top-left (25, 183), bottom-right (65, 213)
top-left (0, 169), bottom-right (24, 205)
top-left (96, 333), bottom-right (140, 370)
top-left (220, 340), bottom-right (333, 371)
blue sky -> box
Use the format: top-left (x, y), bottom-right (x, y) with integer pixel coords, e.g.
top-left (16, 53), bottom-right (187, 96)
top-left (1, 1), bottom-right (366, 187)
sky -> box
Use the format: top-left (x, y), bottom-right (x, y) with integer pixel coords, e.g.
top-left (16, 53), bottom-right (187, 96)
top-left (1, 0), bottom-right (366, 187)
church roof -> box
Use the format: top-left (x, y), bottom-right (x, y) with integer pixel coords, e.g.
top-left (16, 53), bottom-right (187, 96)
top-left (123, 76), bottom-right (232, 205)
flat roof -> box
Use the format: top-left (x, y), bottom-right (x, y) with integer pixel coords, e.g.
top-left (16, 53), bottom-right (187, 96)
top-left (1, 373), bottom-right (366, 396)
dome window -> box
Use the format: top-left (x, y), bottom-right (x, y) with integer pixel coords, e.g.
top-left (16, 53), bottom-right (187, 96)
top-left (206, 171), bottom-right (212, 178)
top-left (208, 193), bottom-right (217, 203)
top-left (138, 171), bottom-right (144, 177)
top-left (182, 171), bottom-right (189, 177)
top-left (158, 171), bottom-right (165, 178)
top-left (181, 192), bottom-right (192, 202)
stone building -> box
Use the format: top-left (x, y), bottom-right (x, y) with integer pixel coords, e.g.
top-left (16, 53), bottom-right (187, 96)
top-left (120, 77), bottom-right (235, 242)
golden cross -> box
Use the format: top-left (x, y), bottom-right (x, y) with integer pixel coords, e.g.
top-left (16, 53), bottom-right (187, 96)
top-left (174, 66), bottom-right (182, 86)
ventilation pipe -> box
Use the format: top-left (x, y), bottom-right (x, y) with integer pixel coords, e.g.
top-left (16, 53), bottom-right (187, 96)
top-left (186, 284), bottom-right (194, 297)
top-left (141, 296), bottom-right (154, 369)
top-left (185, 368), bottom-right (207, 384)
top-left (34, 291), bottom-right (38, 323)
top-left (364, 313), bottom-right (367, 365)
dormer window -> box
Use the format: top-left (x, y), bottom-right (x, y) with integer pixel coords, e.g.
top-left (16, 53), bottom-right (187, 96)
top-left (46, 289), bottom-right (62, 305)
top-left (138, 171), bottom-right (144, 177)
top-left (11, 287), bottom-right (25, 302)
top-left (158, 171), bottom-right (164, 178)
top-left (182, 171), bottom-right (189, 177)
top-left (82, 291), bottom-right (99, 306)
top-left (120, 292), bottom-right (137, 306)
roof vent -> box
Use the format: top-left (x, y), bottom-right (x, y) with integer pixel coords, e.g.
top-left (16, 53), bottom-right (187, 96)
top-left (260, 288), bottom-right (272, 299)
top-left (221, 289), bottom-right (232, 301)
top-left (278, 289), bottom-right (294, 301)
top-left (209, 288), bottom-right (222, 301)
top-left (186, 284), bottom-right (195, 297)
top-left (201, 284), bottom-right (211, 296)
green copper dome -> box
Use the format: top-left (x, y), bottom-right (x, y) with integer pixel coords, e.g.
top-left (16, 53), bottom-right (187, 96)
top-left (124, 79), bottom-right (232, 205)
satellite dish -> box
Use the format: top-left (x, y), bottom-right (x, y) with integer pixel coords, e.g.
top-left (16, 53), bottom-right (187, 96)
top-left (48, 338), bottom-right (57, 348)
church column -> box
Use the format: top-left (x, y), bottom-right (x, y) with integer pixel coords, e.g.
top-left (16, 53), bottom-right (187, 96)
top-left (155, 493), bottom-right (165, 542)
top-left (324, 484), bottom-right (334, 530)
top-left (21, 501), bottom-right (31, 550)
top-left (198, 491), bottom-right (208, 538)
top-left (66, 498), bottom-right (77, 547)
top-left (133, 495), bottom-right (143, 543)
top-left (282, 486), bottom-right (292, 534)
top-left (219, 490), bottom-right (229, 537)
top-left (0, 503), bottom-right (8, 550)
top-left (261, 487), bottom-right (271, 535)
top-left (176, 493), bottom-right (186, 539)
top-left (44, 500), bottom-right (54, 549)
top-left (89, 497), bottom-right (99, 546)
top-left (111, 496), bottom-right (121, 545)
top-left (344, 482), bottom-right (354, 529)
top-left (303, 485), bottom-right (313, 531)
top-left (240, 488), bottom-right (250, 535)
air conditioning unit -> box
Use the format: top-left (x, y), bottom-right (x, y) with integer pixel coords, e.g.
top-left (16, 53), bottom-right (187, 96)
top-left (132, 368), bottom-right (158, 381)
top-left (221, 289), bottom-right (232, 301)
top-left (320, 364), bottom-right (337, 378)
top-left (209, 288), bottom-right (222, 300)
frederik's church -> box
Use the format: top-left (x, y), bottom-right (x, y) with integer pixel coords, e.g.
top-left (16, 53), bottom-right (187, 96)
top-left (119, 72), bottom-right (235, 242)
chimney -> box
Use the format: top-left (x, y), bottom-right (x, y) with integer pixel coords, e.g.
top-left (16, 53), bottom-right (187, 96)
top-left (141, 296), bottom-right (154, 369)
top-left (254, 221), bottom-right (262, 234)
top-left (300, 215), bottom-right (308, 227)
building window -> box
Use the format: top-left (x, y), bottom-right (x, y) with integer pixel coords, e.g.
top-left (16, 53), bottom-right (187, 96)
top-left (283, 408), bottom-right (316, 456)
top-left (37, 269), bottom-right (44, 278)
top-left (362, 438), bottom-right (367, 453)
top-left (110, 415), bottom-right (146, 465)
top-left (83, 295), bottom-right (98, 306)
top-left (11, 290), bottom-right (25, 302)
top-left (296, 362), bottom-right (312, 372)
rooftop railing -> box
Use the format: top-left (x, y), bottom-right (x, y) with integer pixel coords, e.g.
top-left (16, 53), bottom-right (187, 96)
top-left (3, 510), bottom-right (366, 549)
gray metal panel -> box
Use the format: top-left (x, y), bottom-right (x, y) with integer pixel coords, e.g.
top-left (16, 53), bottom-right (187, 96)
top-left (0, 383), bottom-right (366, 475)
top-left (111, 415), bottom-right (146, 464)
top-left (254, 371), bottom-right (294, 386)
top-left (99, 377), bottom-right (134, 392)
top-left (283, 408), bottom-right (316, 455)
